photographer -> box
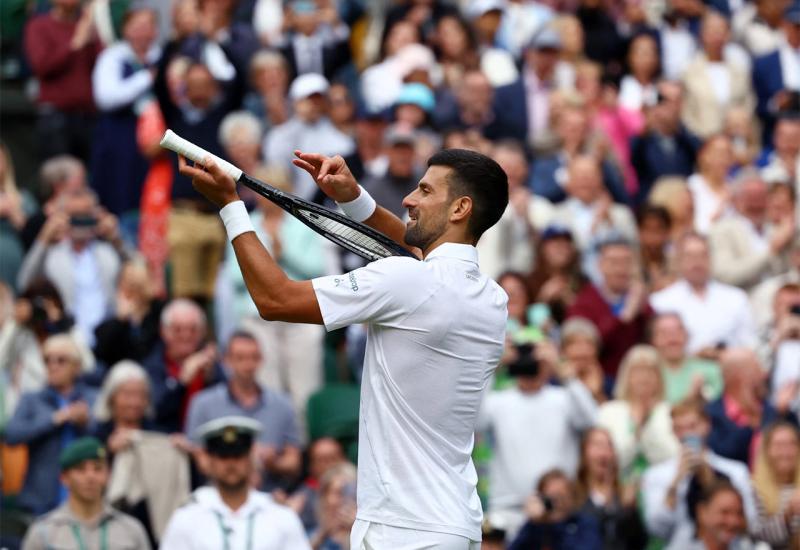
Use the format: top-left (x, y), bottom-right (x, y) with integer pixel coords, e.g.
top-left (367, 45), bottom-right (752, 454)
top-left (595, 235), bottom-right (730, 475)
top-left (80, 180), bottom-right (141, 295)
top-left (16, 187), bottom-right (130, 348)
top-left (762, 285), bottom-right (800, 414)
top-left (507, 469), bottom-right (602, 550)
top-left (477, 340), bottom-right (598, 539)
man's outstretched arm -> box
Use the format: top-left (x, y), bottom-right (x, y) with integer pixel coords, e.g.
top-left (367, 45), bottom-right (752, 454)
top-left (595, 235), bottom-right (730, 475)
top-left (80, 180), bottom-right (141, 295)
top-left (293, 151), bottom-right (422, 258)
top-left (178, 156), bottom-right (323, 324)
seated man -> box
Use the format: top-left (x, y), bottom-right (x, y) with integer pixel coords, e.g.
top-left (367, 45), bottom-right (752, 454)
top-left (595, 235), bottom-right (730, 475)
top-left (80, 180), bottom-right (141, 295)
top-left (650, 313), bottom-right (723, 405)
top-left (141, 299), bottom-right (224, 433)
top-left (5, 334), bottom-right (97, 516)
top-left (185, 331), bottom-right (302, 489)
top-left (21, 437), bottom-right (150, 550)
top-left (706, 348), bottom-right (799, 466)
top-left (641, 398), bottom-right (758, 545)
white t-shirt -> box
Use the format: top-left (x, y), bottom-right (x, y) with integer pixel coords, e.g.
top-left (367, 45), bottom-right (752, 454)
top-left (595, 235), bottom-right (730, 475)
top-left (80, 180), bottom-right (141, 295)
top-left (312, 243), bottom-right (508, 540)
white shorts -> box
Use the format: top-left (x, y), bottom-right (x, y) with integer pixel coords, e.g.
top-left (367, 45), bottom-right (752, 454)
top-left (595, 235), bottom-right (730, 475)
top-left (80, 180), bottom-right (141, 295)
top-left (351, 519), bottom-right (481, 550)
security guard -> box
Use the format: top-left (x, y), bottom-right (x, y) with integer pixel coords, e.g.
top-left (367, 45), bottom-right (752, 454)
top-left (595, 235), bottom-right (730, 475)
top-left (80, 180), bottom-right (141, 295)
top-left (160, 416), bottom-right (311, 549)
top-left (21, 437), bottom-right (151, 550)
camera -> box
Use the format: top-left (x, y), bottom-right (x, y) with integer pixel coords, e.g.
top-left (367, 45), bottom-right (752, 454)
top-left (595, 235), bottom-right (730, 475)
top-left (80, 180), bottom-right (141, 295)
top-left (69, 215), bottom-right (98, 228)
top-left (790, 305), bottom-right (800, 316)
top-left (507, 343), bottom-right (539, 377)
top-left (541, 495), bottom-right (555, 513)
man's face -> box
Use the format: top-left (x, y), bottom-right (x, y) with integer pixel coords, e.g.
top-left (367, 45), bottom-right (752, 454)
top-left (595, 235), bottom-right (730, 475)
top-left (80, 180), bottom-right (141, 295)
top-left (207, 453), bottom-right (252, 492)
top-left (45, 348), bottom-right (80, 389)
top-left (294, 94), bottom-right (326, 124)
top-left (161, 310), bottom-right (205, 360)
top-left (388, 143), bottom-right (415, 179)
top-left (185, 66), bottom-right (219, 110)
top-left (493, 149), bottom-right (528, 190)
top-left (402, 165), bottom-right (456, 250)
top-left (735, 180), bottom-right (768, 223)
top-left (652, 316), bottom-right (688, 363)
top-left (698, 490), bottom-right (746, 546)
top-left (527, 47), bottom-right (560, 79)
top-left (64, 192), bottom-right (98, 245)
top-left (225, 337), bottom-right (261, 382)
top-left (773, 119), bottom-right (800, 157)
top-left (672, 410), bottom-right (710, 442)
top-left (61, 460), bottom-right (109, 504)
top-left (123, 10), bottom-right (158, 53)
top-left (540, 476), bottom-right (574, 523)
top-left (566, 158), bottom-right (601, 204)
top-left (678, 237), bottom-right (711, 287)
top-left (562, 338), bottom-right (599, 373)
top-left (598, 245), bottom-right (634, 295)
top-left (309, 438), bottom-right (345, 480)
top-left (459, 72), bottom-right (493, 111)
top-left (639, 215), bottom-right (669, 251)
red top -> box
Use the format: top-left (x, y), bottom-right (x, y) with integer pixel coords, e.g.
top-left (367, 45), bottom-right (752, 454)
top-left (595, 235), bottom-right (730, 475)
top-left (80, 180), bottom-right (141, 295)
top-left (24, 13), bottom-right (101, 112)
top-left (165, 356), bottom-right (206, 428)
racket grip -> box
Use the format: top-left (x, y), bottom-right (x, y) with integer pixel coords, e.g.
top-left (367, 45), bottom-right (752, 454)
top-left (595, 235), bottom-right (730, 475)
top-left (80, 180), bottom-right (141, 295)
top-left (160, 129), bottom-right (244, 181)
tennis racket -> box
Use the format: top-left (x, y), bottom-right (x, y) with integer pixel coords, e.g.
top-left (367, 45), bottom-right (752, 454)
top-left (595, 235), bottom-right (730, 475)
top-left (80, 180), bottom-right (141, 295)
top-left (160, 130), bottom-right (417, 262)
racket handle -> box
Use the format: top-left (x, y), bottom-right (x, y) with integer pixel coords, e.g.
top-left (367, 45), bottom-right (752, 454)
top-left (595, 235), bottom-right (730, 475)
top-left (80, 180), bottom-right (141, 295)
top-left (160, 129), bottom-right (244, 181)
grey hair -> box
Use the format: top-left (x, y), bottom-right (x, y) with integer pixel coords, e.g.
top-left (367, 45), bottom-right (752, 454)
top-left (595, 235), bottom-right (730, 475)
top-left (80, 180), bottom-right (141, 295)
top-left (561, 317), bottom-right (602, 348)
top-left (218, 111), bottom-right (263, 148)
top-left (93, 360), bottom-right (152, 422)
top-left (729, 167), bottom-right (765, 198)
top-left (160, 298), bottom-right (207, 329)
top-left (39, 155), bottom-right (84, 194)
top-left (249, 49), bottom-right (288, 79)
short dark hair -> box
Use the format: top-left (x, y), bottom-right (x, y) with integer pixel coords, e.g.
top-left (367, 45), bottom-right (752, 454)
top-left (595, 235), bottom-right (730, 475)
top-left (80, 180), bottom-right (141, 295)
top-left (427, 149), bottom-right (508, 240)
top-left (637, 204), bottom-right (672, 229)
top-left (226, 330), bottom-right (258, 354)
top-left (596, 235), bottom-right (634, 255)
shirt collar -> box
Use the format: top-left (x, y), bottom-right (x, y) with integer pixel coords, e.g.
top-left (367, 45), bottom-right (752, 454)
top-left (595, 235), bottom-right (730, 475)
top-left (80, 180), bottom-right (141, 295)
top-left (424, 242), bottom-right (479, 264)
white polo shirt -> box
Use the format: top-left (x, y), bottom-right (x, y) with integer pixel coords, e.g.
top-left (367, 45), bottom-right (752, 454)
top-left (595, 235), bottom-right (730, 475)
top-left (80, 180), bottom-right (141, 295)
top-left (312, 243), bottom-right (508, 541)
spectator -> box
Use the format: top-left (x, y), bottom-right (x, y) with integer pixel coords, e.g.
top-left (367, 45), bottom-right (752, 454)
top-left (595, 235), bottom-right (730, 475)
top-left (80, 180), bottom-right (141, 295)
top-left (290, 437), bottom-right (348, 533)
top-left (20, 437), bottom-right (151, 550)
top-left (706, 348), bottom-right (799, 467)
top-left (709, 169), bottom-right (794, 291)
top-left (431, 12), bottom-right (480, 90)
top-left (681, 11), bottom-right (755, 140)
top-left (263, 73), bottom-right (355, 199)
top-left (5, 334), bottom-right (97, 515)
top-left (468, 1), bottom-right (518, 87)
top-left (0, 143), bottom-right (34, 290)
top-left (433, 69), bottom-right (509, 139)
top-left (641, 398), bottom-right (759, 545)
top-left (687, 134), bottom-right (735, 235)
top-left (752, 421), bottom-right (800, 549)
top-left (567, 238), bottom-right (652, 377)
top-left (499, 271), bottom-right (537, 344)
top-left (759, 284), bottom-right (800, 388)
top-left (618, 33), bottom-right (660, 113)
top-left (575, 427), bottom-right (648, 550)
top-left (217, 110), bottom-right (265, 209)
top-left (191, 0), bottom-right (260, 72)
top-left (93, 260), bottom-right (163, 368)
top-left (477, 140), bottom-right (555, 279)
top-left (160, 416), bottom-right (311, 549)
top-left (647, 176), bottom-right (696, 241)
top-left (559, 317), bottom-right (606, 403)
top-left (552, 14), bottom-right (584, 91)
top-left (90, 4), bottom-right (160, 218)
top-left (339, 104), bottom-right (388, 184)
top-left (766, 182), bottom-right (797, 228)
top-left (23, 0), bottom-right (102, 162)
top-left (751, 236), bottom-right (800, 331)
top-left (185, 331), bottom-right (302, 488)
top-left (650, 313), bottom-right (723, 405)
top-left (599, 345), bottom-right (680, 480)
top-left (507, 469), bottom-right (603, 550)
top-left (752, 3), bottom-right (800, 144)
top-left (328, 83), bottom-right (355, 136)
top-left (734, 0), bottom-right (790, 56)
top-left (650, 232), bottom-right (757, 357)
top-left (221, 167), bottom-right (326, 420)
top-left (631, 82), bottom-right (701, 204)
top-left (392, 82), bottom-right (436, 132)
top-left (492, 26), bottom-right (564, 149)
top-left (244, 49), bottom-right (291, 133)
top-left (478, 341), bottom-right (597, 538)
top-left (759, 116), bottom-right (800, 213)
top-left (278, 0), bottom-right (351, 82)
top-left (724, 106), bottom-right (761, 169)
top-left (310, 462), bottom-right (357, 550)
top-left (576, 0), bottom-right (625, 73)
top-left (142, 298), bottom-right (224, 433)
top-left (637, 205), bottom-right (674, 291)
top-left (360, 43), bottom-right (438, 114)
top-left (665, 480), bottom-right (759, 550)
top-left (530, 106), bottom-right (628, 205)
top-left (362, 124), bottom-right (422, 219)
top-left (17, 188), bottom-right (128, 347)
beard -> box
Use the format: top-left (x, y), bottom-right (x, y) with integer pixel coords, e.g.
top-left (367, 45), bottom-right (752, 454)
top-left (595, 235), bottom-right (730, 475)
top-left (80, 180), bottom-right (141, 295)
top-left (404, 210), bottom-right (448, 251)
top-left (216, 475), bottom-right (249, 494)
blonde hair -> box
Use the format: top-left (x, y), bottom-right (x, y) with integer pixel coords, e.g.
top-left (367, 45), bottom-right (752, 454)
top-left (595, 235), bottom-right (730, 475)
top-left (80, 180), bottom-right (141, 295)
top-left (613, 345), bottom-right (665, 401)
top-left (0, 143), bottom-right (18, 196)
top-left (93, 360), bottom-right (152, 422)
top-left (752, 421), bottom-right (800, 515)
top-left (252, 165), bottom-right (293, 194)
top-left (42, 334), bottom-right (82, 366)
top-left (119, 259), bottom-right (154, 303)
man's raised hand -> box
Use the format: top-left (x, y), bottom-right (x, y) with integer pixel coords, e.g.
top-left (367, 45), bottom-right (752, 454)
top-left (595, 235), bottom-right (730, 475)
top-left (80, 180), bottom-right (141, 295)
top-left (292, 151), bottom-right (359, 203)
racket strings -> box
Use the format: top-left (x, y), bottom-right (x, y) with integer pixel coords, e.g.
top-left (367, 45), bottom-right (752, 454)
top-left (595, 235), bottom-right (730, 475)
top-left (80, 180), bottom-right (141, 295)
top-left (296, 210), bottom-right (396, 260)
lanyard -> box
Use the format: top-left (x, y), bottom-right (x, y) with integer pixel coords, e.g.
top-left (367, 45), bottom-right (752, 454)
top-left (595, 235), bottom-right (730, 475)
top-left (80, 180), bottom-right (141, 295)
top-left (70, 522), bottom-right (108, 550)
top-left (215, 511), bottom-right (256, 550)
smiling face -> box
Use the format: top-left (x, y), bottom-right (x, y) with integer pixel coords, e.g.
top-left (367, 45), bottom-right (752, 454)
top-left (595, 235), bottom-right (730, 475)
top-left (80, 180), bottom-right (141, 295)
top-left (402, 165), bottom-right (458, 251)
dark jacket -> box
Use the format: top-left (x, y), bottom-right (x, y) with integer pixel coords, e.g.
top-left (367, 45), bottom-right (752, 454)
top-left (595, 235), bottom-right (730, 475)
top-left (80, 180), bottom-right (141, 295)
top-left (93, 300), bottom-right (164, 367)
top-left (529, 154), bottom-right (629, 205)
top-left (4, 384), bottom-right (97, 515)
top-left (706, 396), bottom-right (799, 465)
top-left (508, 513), bottom-right (603, 550)
top-left (579, 498), bottom-right (648, 550)
top-left (752, 50), bottom-right (785, 144)
top-left (630, 127), bottom-right (700, 205)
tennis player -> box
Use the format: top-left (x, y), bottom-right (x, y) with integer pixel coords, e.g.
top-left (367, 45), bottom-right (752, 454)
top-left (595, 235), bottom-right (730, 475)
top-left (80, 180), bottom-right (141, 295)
top-left (178, 147), bottom-right (509, 550)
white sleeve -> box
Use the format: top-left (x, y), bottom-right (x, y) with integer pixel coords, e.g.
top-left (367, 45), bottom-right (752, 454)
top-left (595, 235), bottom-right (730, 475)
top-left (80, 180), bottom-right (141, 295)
top-left (641, 465), bottom-right (679, 539)
top-left (92, 45), bottom-right (153, 111)
top-left (733, 292), bottom-right (758, 350)
top-left (565, 379), bottom-right (598, 431)
top-left (311, 257), bottom-right (430, 332)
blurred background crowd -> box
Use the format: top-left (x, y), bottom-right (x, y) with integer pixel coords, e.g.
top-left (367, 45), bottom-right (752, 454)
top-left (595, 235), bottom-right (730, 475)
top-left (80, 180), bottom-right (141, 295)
top-left (1, 0), bottom-right (800, 548)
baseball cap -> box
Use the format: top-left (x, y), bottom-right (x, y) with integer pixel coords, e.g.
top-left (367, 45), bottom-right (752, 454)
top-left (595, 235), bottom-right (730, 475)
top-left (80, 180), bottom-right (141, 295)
top-left (59, 437), bottom-right (107, 471)
top-left (289, 73), bottom-right (330, 101)
top-left (467, 0), bottom-right (506, 19)
top-left (289, 0), bottom-right (317, 14)
top-left (394, 83), bottom-right (435, 113)
top-left (527, 27), bottom-right (562, 51)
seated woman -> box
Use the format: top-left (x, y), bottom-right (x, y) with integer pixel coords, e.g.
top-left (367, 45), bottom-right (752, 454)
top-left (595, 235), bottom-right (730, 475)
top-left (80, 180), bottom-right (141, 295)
top-left (597, 345), bottom-right (680, 482)
top-left (752, 421), bottom-right (800, 550)
top-left (310, 462), bottom-right (357, 550)
top-left (575, 427), bottom-right (648, 550)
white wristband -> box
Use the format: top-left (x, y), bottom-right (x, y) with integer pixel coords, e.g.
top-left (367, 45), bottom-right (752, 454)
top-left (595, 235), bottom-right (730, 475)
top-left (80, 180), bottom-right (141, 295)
top-left (336, 185), bottom-right (376, 222)
top-left (219, 200), bottom-right (254, 242)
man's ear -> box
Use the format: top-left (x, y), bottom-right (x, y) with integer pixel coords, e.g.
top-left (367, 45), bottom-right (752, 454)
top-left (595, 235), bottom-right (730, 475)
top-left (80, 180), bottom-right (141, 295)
top-left (449, 196), bottom-right (473, 224)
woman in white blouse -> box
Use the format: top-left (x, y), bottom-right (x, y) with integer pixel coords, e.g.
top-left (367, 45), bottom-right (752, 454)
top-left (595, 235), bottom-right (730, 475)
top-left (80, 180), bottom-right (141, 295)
top-left (687, 134), bottom-right (735, 235)
top-left (597, 345), bottom-right (680, 482)
top-left (619, 33), bottom-right (660, 112)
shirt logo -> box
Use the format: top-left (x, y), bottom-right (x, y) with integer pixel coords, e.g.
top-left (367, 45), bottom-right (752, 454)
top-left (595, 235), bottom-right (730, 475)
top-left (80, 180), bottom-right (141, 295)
top-left (348, 272), bottom-right (359, 292)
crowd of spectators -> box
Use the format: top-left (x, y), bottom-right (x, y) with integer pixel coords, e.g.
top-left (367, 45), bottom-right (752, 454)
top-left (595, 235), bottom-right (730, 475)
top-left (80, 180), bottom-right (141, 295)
top-left (1, 0), bottom-right (800, 548)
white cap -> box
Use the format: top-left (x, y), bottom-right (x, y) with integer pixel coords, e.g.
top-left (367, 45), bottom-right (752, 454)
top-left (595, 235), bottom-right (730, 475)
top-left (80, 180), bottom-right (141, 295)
top-left (289, 73), bottom-right (330, 101)
top-left (467, 0), bottom-right (506, 19)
